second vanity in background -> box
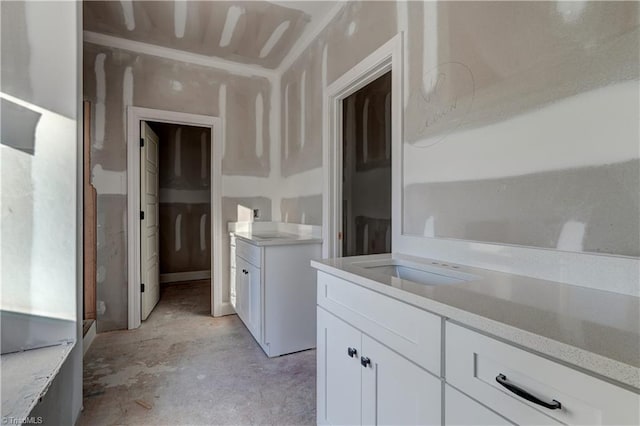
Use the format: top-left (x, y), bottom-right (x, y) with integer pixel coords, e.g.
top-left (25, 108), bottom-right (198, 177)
top-left (229, 222), bottom-right (322, 357)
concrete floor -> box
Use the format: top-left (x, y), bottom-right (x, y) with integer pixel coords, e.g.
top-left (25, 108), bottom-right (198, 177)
top-left (79, 281), bottom-right (316, 425)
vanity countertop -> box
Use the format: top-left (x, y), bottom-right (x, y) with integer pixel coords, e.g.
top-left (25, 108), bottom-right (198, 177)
top-left (233, 231), bottom-right (323, 247)
top-left (311, 253), bottom-right (640, 390)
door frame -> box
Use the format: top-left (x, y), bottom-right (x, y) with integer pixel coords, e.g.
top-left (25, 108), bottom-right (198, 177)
top-left (126, 106), bottom-right (226, 329)
top-left (323, 33), bottom-right (404, 258)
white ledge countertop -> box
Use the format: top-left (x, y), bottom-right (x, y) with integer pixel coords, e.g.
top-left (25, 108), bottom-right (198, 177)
top-left (1, 342), bottom-right (75, 422)
top-left (229, 221), bottom-right (323, 246)
top-left (233, 231), bottom-right (323, 247)
top-left (311, 253), bottom-right (640, 390)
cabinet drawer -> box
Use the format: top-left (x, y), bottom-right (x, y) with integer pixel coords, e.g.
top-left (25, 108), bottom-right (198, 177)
top-left (445, 385), bottom-right (511, 426)
top-left (446, 322), bottom-right (640, 425)
top-left (236, 238), bottom-right (261, 267)
top-left (317, 271), bottom-right (441, 375)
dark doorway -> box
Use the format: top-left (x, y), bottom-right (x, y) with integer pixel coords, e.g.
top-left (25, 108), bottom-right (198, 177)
top-left (342, 71), bottom-right (392, 257)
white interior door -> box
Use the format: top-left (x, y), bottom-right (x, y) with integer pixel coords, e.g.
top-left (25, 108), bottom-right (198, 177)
top-left (140, 122), bottom-right (160, 320)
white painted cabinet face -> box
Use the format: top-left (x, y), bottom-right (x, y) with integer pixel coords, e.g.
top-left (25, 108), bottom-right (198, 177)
top-left (235, 257), bottom-right (250, 327)
top-left (318, 308), bottom-right (362, 426)
top-left (246, 262), bottom-right (262, 342)
top-left (446, 323), bottom-right (640, 426)
top-left (235, 254), bottom-right (263, 348)
top-left (361, 334), bottom-right (441, 426)
top-left (445, 385), bottom-right (512, 426)
top-left (318, 307), bottom-right (441, 426)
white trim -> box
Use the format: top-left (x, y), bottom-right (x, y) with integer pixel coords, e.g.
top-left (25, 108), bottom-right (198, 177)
top-left (277, 1), bottom-right (346, 73)
top-left (323, 34), bottom-right (403, 258)
top-left (84, 31), bottom-right (277, 80)
top-left (160, 270), bottom-right (211, 284)
top-left (127, 106), bottom-right (230, 330)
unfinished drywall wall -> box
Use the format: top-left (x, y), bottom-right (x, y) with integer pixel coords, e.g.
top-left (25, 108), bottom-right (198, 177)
top-left (278, 1), bottom-right (396, 225)
top-left (1, 0), bottom-right (82, 423)
top-left (402, 1), bottom-right (640, 256)
top-left (2, 2), bottom-right (78, 322)
top-left (280, 195), bottom-right (321, 225)
top-left (152, 122), bottom-right (212, 275)
top-left (84, 1), bottom-right (310, 69)
top-left (281, 1), bottom-right (396, 177)
top-left (83, 42), bottom-right (274, 331)
top-left (278, 0), bottom-right (640, 258)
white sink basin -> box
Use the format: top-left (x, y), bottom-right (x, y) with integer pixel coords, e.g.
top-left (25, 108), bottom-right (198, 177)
top-left (352, 259), bottom-right (477, 286)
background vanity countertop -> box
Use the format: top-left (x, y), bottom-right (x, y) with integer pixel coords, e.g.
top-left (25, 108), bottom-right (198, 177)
top-left (233, 231), bottom-right (323, 247)
top-left (229, 221), bottom-right (323, 246)
top-left (311, 253), bottom-right (640, 390)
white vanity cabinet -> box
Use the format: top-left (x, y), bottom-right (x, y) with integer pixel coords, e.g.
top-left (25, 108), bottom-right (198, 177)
top-left (316, 272), bottom-right (442, 426)
top-left (313, 265), bottom-right (640, 426)
top-left (235, 255), bottom-right (261, 342)
top-left (232, 235), bottom-right (321, 357)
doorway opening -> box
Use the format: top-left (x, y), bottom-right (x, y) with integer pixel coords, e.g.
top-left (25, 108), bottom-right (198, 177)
top-left (127, 107), bottom-right (225, 330)
top-left (341, 72), bottom-right (392, 257)
top-left (323, 34), bottom-right (402, 259)
top-left (140, 121), bottom-right (212, 320)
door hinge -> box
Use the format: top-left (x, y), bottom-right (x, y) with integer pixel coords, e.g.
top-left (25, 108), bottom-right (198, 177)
top-left (141, 283), bottom-right (145, 292)
top-left (140, 211), bottom-right (145, 220)
top-left (140, 138), bottom-right (144, 148)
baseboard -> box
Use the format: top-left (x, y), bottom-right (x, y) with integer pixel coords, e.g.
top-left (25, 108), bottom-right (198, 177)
top-left (160, 270), bottom-right (211, 284)
top-left (83, 320), bottom-right (96, 356)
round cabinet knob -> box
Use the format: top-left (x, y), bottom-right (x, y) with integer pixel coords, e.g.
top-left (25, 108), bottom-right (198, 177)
top-left (360, 356), bottom-right (371, 368)
top-left (347, 347), bottom-right (358, 358)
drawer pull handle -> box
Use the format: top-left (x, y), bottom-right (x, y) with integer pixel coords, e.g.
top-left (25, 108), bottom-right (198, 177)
top-left (347, 347), bottom-right (357, 358)
top-left (360, 356), bottom-right (371, 368)
top-left (496, 374), bottom-right (562, 410)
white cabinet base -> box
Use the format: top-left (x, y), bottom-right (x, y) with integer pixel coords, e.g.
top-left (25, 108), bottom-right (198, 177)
top-left (317, 303), bottom-right (441, 426)
top-left (234, 237), bottom-right (321, 357)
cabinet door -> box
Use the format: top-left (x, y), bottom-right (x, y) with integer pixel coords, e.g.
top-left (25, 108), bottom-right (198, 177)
top-left (235, 256), bottom-right (249, 326)
top-left (246, 262), bottom-right (262, 343)
top-left (317, 308), bottom-right (362, 426)
top-left (361, 334), bottom-right (441, 426)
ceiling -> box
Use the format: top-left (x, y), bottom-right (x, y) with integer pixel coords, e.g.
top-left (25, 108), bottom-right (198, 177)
top-left (84, 1), bottom-right (338, 70)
